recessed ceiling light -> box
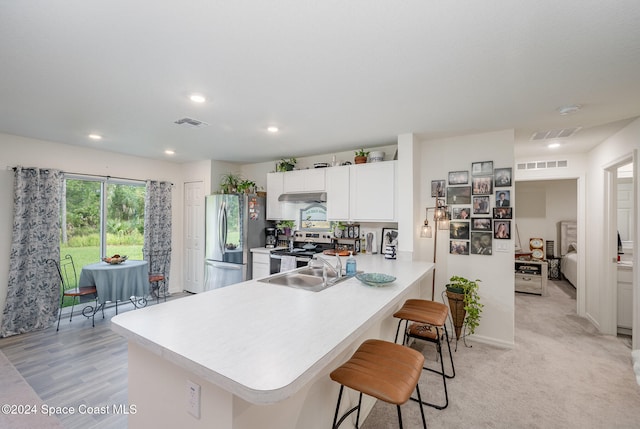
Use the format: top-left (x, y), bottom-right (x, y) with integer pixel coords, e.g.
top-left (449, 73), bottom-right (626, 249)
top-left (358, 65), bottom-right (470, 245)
top-left (557, 104), bottom-right (582, 115)
top-left (88, 134), bottom-right (102, 140)
top-left (548, 142), bottom-right (561, 149)
top-left (189, 94), bottom-right (206, 103)
top-left (267, 126), bottom-right (279, 133)
top-left (165, 150), bottom-right (175, 155)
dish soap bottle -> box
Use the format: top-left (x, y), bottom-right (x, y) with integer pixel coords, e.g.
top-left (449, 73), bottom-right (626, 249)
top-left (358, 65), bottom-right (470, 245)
top-left (346, 251), bottom-right (357, 276)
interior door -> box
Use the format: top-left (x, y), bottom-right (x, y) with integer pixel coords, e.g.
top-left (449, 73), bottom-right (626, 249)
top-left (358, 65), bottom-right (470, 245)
top-left (184, 182), bottom-right (205, 293)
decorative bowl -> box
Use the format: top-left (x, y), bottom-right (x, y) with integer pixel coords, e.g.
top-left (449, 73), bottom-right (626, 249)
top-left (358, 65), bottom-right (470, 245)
top-left (355, 273), bottom-right (396, 287)
top-left (102, 255), bottom-right (128, 265)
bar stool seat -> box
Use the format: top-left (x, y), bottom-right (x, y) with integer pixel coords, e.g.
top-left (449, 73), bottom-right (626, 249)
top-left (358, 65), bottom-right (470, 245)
top-left (394, 299), bottom-right (455, 410)
top-left (330, 339), bottom-right (427, 429)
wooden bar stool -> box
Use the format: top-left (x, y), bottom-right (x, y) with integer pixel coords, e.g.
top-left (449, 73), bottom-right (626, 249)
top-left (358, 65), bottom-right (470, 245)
top-left (393, 299), bottom-right (455, 410)
top-left (330, 339), bottom-right (427, 429)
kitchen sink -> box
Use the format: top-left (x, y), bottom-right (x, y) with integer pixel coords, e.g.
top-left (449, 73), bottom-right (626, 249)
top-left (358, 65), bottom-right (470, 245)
top-left (258, 266), bottom-right (351, 292)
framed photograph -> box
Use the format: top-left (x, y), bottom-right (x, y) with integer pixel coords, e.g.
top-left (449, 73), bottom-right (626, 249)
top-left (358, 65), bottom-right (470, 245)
top-left (494, 220), bottom-right (511, 239)
top-left (471, 218), bottom-right (492, 231)
top-left (446, 186), bottom-right (471, 205)
top-left (450, 240), bottom-right (469, 255)
top-left (431, 179), bottom-right (445, 197)
top-left (471, 232), bottom-right (493, 255)
top-left (471, 161), bottom-right (493, 176)
top-left (452, 207), bottom-right (471, 220)
top-left (472, 195), bottom-right (490, 215)
top-left (472, 175), bottom-right (493, 195)
top-left (449, 221), bottom-right (470, 240)
top-left (494, 167), bottom-right (512, 187)
top-left (381, 228), bottom-right (398, 253)
top-left (495, 190), bottom-right (511, 207)
top-left (448, 170), bottom-right (469, 185)
top-left (493, 207), bottom-right (513, 219)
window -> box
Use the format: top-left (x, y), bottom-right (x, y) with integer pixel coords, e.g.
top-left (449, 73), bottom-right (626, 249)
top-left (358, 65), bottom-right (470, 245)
top-left (61, 176), bottom-right (145, 274)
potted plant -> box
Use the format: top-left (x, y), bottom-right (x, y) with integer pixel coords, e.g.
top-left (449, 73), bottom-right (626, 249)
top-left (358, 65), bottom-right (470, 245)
top-left (446, 275), bottom-right (483, 340)
top-left (332, 221), bottom-right (346, 238)
top-left (276, 158), bottom-right (297, 172)
top-left (354, 149), bottom-right (369, 164)
top-left (237, 179), bottom-right (256, 194)
top-left (276, 220), bottom-right (295, 236)
top-left (220, 172), bottom-right (241, 193)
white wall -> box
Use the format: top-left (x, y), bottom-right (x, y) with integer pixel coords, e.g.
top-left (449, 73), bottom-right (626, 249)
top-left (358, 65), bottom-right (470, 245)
top-left (515, 180), bottom-right (577, 257)
top-left (0, 133), bottom-right (185, 328)
top-left (416, 129), bottom-right (516, 347)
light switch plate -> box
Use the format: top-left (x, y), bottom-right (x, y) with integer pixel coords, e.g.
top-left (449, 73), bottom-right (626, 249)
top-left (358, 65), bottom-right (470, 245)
top-left (496, 241), bottom-right (510, 252)
top-left (186, 379), bottom-right (201, 419)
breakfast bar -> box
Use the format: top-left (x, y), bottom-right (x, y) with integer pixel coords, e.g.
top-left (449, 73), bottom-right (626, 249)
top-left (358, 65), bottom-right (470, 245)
top-left (111, 254), bottom-right (433, 429)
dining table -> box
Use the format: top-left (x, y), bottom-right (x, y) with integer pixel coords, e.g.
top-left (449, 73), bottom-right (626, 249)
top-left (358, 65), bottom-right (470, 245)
top-left (78, 260), bottom-right (149, 311)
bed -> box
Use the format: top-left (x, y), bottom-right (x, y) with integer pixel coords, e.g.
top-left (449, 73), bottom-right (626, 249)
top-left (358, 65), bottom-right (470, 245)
top-left (559, 221), bottom-right (578, 287)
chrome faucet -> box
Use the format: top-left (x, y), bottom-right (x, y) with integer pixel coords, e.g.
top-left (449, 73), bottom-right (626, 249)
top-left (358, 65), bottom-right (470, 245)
top-left (309, 255), bottom-right (342, 285)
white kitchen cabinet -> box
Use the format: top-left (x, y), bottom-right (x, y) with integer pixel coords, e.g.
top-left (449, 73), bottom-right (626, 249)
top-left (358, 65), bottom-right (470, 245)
top-left (326, 165), bottom-right (350, 220)
top-left (266, 172), bottom-right (284, 220)
top-left (349, 161), bottom-right (396, 221)
top-left (283, 169), bottom-right (326, 193)
top-left (617, 265), bottom-right (633, 330)
top-left (251, 251), bottom-right (271, 280)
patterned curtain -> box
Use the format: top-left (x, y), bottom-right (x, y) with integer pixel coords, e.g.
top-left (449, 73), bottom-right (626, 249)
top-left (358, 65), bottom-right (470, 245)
top-left (144, 180), bottom-right (172, 284)
top-left (1, 167), bottom-right (63, 337)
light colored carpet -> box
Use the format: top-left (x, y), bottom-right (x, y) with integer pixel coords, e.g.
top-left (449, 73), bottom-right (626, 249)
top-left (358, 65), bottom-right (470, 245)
top-left (0, 349), bottom-right (64, 429)
top-left (362, 280), bottom-right (640, 428)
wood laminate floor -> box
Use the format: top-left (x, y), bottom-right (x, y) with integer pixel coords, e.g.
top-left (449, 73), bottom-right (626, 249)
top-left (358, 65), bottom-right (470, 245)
top-left (0, 293), bottom-right (191, 429)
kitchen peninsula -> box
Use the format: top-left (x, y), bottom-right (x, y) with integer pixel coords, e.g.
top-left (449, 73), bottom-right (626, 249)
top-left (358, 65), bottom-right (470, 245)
top-left (111, 254), bottom-right (433, 429)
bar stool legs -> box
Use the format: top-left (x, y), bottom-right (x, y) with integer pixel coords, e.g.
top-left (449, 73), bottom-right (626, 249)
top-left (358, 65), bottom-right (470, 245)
top-left (393, 299), bottom-right (456, 410)
top-left (330, 339), bottom-right (427, 429)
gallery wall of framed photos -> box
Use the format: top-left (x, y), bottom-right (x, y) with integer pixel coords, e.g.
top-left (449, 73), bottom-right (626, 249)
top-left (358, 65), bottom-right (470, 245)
top-left (432, 161), bottom-right (512, 256)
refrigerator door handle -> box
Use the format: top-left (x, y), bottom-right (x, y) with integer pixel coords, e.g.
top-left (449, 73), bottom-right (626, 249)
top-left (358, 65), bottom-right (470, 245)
top-left (222, 202), bottom-right (228, 251)
top-left (218, 201), bottom-right (225, 255)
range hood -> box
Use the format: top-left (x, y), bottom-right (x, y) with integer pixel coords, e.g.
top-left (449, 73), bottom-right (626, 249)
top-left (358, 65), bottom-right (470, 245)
top-left (278, 192), bottom-right (327, 203)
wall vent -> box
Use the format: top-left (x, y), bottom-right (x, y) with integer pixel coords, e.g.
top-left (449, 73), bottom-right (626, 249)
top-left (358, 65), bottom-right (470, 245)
top-left (530, 127), bottom-right (581, 140)
top-left (516, 160), bottom-right (568, 170)
top-left (174, 117), bottom-right (209, 127)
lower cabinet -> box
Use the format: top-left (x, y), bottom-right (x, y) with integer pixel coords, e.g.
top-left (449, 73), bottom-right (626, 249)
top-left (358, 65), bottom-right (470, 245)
top-left (515, 260), bottom-right (548, 296)
top-left (617, 266), bottom-right (632, 331)
top-left (251, 251), bottom-right (271, 280)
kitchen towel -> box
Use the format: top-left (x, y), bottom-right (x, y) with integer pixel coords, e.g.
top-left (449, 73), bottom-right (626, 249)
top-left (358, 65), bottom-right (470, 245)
top-left (280, 256), bottom-right (297, 272)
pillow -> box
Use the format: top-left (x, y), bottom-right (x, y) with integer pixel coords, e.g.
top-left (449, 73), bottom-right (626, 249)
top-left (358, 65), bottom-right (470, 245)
top-left (567, 242), bottom-right (577, 253)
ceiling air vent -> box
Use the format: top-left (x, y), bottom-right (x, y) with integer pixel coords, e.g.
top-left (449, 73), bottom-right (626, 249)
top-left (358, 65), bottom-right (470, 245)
top-left (530, 127), bottom-right (581, 141)
top-left (174, 117), bottom-right (209, 128)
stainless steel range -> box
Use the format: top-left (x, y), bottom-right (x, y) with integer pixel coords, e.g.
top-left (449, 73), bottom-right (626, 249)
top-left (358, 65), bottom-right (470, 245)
top-left (269, 231), bottom-right (334, 274)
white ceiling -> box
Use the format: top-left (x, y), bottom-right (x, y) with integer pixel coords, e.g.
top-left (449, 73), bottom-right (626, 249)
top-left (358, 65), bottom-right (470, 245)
top-left (1, 1), bottom-right (640, 164)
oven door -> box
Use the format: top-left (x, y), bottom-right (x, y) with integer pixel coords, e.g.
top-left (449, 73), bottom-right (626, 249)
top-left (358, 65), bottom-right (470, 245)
top-left (270, 253), bottom-right (312, 274)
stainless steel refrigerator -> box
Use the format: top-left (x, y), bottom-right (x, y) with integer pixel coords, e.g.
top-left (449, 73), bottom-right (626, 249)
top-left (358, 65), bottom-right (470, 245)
top-left (204, 194), bottom-right (266, 291)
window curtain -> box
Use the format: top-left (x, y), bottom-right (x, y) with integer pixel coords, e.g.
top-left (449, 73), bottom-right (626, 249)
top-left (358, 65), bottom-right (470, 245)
top-left (143, 180), bottom-right (172, 285)
top-left (1, 167), bottom-right (63, 337)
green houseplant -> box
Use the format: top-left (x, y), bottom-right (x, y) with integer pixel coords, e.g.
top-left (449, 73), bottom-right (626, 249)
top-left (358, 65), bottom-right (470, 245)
top-left (354, 149), bottom-right (369, 164)
top-left (276, 158), bottom-right (297, 172)
top-left (219, 172), bottom-right (241, 193)
top-left (237, 179), bottom-right (256, 194)
top-left (276, 220), bottom-right (295, 236)
top-left (446, 275), bottom-right (483, 339)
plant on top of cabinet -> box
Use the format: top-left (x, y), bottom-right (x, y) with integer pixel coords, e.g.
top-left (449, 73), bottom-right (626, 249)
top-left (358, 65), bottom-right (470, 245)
top-left (354, 149), bottom-right (369, 164)
top-left (237, 179), bottom-right (256, 194)
top-left (220, 172), bottom-right (241, 193)
top-left (276, 158), bottom-right (297, 172)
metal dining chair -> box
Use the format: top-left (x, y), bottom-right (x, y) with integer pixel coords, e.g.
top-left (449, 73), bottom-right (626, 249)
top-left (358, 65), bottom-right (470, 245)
top-left (48, 255), bottom-right (103, 331)
top-left (144, 248), bottom-right (171, 304)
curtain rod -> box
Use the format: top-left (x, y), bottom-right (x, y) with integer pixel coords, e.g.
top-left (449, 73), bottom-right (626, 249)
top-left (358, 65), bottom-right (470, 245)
top-left (8, 166), bottom-right (173, 185)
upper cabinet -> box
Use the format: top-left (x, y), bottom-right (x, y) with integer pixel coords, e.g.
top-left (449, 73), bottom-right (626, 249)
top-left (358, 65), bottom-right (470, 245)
top-left (283, 169), bottom-right (326, 193)
top-left (326, 165), bottom-right (351, 220)
top-left (349, 161), bottom-right (396, 221)
top-left (266, 172), bottom-right (284, 220)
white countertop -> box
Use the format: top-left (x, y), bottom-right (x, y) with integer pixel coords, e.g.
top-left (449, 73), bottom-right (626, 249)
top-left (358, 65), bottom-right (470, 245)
top-left (111, 253), bottom-right (433, 404)
top-left (249, 246), bottom-right (281, 254)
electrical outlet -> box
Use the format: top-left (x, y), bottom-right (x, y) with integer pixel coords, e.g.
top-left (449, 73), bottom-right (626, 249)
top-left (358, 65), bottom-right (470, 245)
top-left (186, 379), bottom-right (201, 419)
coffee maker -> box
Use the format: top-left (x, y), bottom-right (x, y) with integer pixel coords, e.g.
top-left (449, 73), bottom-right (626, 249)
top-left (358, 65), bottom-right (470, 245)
top-left (265, 227), bottom-right (277, 248)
